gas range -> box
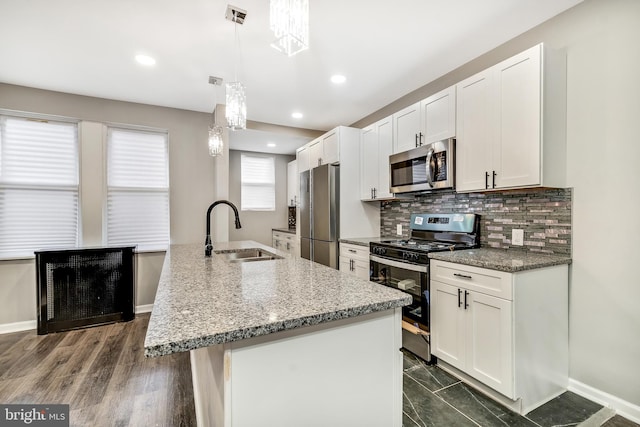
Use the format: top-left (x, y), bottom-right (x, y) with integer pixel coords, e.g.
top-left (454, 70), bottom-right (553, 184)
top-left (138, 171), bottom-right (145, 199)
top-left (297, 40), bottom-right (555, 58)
top-left (369, 212), bottom-right (480, 363)
top-left (370, 213), bottom-right (480, 264)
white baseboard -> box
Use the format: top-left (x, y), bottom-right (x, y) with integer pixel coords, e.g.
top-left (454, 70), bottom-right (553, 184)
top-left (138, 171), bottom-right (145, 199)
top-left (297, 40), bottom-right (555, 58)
top-left (0, 305), bottom-right (154, 335)
top-left (135, 304), bottom-right (154, 314)
top-left (569, 378), bottom-right (640, 424)
top-left (0, 320), bottom-right (37, 334)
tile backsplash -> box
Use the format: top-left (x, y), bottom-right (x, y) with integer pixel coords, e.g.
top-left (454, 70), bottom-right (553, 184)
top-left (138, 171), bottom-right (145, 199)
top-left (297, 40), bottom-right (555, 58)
top-left (381, 188), bottom-right (572, 255)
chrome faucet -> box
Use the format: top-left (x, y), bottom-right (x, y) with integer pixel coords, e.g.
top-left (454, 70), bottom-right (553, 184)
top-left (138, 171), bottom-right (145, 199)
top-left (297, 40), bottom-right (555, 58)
top-left (205, 200), bottom-right (242, 257)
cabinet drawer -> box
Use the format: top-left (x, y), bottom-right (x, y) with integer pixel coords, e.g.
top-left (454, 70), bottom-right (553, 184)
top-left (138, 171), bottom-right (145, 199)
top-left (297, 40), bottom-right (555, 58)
top-left (340, 243), bottom-right (369, 261)
top-left (430, 260), bottom-right (512, 300)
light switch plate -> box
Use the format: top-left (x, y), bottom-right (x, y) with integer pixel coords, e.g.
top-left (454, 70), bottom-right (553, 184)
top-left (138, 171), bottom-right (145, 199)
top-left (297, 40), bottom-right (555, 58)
top-left (512, 229), bottom-right (524, 246)
top-left (396, 224), bottom-right (402, 235)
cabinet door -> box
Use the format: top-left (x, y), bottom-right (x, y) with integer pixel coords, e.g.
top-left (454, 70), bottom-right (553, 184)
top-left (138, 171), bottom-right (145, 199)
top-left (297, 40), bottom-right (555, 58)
top-left (309, 140), bottom-right (322, 168)
top-left (421, 86), bottom-right (456, 144)
top-left (360, 124), bottom-right (378, 200)
top-left (392, 102), bottom-right (421, 153)
top-left (431, 281), bottom-right (466, 370)
top-left (456, 70), bottom-right (494, 192)
top-left (466, 291), bottom-right (513, 398)
top-left (376, 117), bottom-right (393, 198)
top-left (339, 257), bottom-right (354, 275)
top-left (493, 45), bottom-right (542, 189)
top-left (297, 147), bottom-right (310, 173)
top-left (322, 130), bottom-right (339, 165)
top-left (354, 260), bottom-right (370, 280)
top-left (287, 160), bottom-right (298, 206)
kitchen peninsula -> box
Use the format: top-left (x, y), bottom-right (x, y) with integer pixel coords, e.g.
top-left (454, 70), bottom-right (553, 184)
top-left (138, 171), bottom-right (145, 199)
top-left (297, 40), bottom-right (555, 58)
top-left (144, 241), bottom-right (411, 427)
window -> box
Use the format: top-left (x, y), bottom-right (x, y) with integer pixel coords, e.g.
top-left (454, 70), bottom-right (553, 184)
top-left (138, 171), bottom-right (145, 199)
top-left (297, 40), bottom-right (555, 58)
top-left (106, 127), bottom-right (169, 251)
top-left (0, 115), bottom-right (79, 258)
top-left (241, 154), bottom-right (275, 211)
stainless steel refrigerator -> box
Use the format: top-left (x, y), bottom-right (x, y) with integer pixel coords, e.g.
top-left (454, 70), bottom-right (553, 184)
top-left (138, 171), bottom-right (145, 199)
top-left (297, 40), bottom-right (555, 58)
top-left (299, 164), bottom-right (339, 269)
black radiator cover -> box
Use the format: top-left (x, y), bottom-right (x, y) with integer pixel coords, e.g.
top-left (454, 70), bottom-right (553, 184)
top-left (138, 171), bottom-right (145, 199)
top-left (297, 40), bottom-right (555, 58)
top-left (35, 247), bottom-right (136, 335)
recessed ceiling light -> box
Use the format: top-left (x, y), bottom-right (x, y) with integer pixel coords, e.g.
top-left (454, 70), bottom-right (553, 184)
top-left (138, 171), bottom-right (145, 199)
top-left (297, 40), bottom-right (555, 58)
top-left (331, 75), bottom-right (346, 84)
top-left (267, 143), bottom-right (276, 148)
top-left (135, 54), bottom-right (156, 66)
top-left (292, 112), bottom-right (303, 119)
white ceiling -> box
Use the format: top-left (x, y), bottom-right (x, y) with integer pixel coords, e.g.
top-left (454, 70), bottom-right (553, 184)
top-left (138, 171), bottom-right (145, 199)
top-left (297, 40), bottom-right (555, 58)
top-left (0, 0), bottom-right (582, 154)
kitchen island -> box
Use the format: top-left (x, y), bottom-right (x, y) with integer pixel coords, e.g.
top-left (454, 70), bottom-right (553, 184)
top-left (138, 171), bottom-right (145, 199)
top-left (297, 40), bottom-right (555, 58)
top-left (144, 241), bottom-right (411, 427)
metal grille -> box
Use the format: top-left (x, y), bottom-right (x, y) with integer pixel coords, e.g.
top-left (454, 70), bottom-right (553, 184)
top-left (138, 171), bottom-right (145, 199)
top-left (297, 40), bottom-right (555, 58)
top-left (36, 247), bottom-right (135, 334)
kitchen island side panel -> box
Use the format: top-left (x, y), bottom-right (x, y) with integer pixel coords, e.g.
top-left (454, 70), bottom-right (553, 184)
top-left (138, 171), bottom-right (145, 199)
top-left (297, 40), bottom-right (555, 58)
top-left (191, 308), bottom-right (403, 427)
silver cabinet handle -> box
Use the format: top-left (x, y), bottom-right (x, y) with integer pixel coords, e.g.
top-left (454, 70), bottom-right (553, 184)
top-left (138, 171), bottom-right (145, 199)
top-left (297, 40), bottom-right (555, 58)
top-left (286, 242), bottom-right (290, 250)
top-left (454, 273), bottom-right (472, 279)
top-left (348, 249), bottom-right (356, 253)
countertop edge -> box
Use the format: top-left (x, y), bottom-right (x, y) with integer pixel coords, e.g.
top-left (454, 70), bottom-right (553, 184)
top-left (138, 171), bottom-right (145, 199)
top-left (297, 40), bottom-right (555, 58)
top-left (145, 298), bottom-right (410, 357)
top-left (428, 248), bottom-right (572, 273)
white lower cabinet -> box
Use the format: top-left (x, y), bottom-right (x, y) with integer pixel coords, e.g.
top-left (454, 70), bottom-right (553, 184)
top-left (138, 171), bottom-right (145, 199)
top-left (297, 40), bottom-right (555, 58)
top-left (272, 231), bottom-right (298, 256)
top-left (339, 243), bottom-right (370, 280)
top-left (430, 259), bottom-right (569, 414)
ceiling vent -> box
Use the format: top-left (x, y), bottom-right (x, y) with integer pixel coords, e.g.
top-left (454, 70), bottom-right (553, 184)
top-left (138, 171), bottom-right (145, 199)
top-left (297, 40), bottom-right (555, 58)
top-left (225, 5), bottom-right (247, 24)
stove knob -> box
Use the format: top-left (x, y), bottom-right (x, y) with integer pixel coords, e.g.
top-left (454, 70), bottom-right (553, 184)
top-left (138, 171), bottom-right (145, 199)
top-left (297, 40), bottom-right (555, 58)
top-left (412, 253), bottom-right (420, 262)
top-left (380, 248), bottom-right (386, 255)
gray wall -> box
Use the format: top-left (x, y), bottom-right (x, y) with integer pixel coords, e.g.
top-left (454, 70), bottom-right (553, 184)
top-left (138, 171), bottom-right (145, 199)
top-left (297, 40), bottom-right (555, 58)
top-left (227, 150), bottom-right (294, 246)
top-left (353, 0), bottom-right (640, 411)
top-left (0, 84), bottom-right (218, 325)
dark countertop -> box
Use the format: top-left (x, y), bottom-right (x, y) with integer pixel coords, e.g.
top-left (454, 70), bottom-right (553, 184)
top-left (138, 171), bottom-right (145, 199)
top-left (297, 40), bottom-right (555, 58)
top-left (272, 227), bottom-right (296, 234)
top-left (339, 236), bottom-right (395, 247)
top-left (429, 248), bottom-right (572, 273)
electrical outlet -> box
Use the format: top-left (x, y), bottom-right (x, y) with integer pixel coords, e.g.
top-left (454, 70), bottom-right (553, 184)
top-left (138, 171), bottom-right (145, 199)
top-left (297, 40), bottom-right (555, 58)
top-left (396, 224), bottom-right (403, 235)
top-left (512, 229), bottom-right (524, 246)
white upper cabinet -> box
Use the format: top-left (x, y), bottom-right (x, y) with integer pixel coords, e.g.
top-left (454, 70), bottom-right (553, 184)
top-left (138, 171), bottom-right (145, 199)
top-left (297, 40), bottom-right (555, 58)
top-left (392, 85), bottom-right (457, 154)
top-left (456, 69), bottom-right (494, 192)
top-left (287, 160), bottom-right (298, 207)
top-left (392, 102), bottom-right (421, 153)
top-left (421, 85), bottom-right (456, 144)
top-left (455, 43), bottom-right (567, 192)
top-left (360, 116), bottom-right (393, 200)
top-left (306, 129), bottom-right (339, 169)
top-left (308, 139), bottom-right (323, 169)
top-left (297, 146), bottom-right (310, 173)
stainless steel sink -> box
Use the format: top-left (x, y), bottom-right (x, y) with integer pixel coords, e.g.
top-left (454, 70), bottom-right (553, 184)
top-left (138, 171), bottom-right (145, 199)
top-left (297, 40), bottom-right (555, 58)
top-left (215, 248), bottom-right (283, 263)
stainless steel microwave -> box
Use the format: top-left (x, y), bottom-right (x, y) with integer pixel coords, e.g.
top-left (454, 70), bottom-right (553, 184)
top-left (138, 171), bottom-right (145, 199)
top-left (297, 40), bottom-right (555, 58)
top-left (389, 138), bottom-right (455, 194)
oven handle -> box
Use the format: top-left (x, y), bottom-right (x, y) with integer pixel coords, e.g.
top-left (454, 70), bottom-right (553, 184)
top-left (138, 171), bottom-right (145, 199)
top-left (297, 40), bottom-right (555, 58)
top-left (370, 255), bottom-right (428, 273)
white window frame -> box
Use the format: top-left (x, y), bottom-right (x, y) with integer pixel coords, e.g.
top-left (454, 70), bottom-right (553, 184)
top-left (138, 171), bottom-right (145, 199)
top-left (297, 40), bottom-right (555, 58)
top-left (241, 153), bottom-right (276, 211)
top-left (0, 111), bottom-right (80, 259)
top-left (105, 126), bottom-right (170, 252)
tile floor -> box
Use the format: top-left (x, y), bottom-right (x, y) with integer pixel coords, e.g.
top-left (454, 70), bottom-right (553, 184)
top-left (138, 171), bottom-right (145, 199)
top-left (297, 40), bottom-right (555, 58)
top-left (401, 351), bottom-right (639, 427)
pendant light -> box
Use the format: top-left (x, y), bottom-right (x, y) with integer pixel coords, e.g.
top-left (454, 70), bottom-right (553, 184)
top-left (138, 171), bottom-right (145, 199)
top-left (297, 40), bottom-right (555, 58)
top-left (270, 0), bottom-right (309, 57)
top-left (208, 76), bottom-right (224, 157)
top-left (225, 5), bottom-right (247, 130)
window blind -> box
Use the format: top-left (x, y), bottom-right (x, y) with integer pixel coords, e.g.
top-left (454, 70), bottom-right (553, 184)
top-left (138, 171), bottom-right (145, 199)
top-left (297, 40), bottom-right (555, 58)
top-left (0, 116), bottom-right (79, 258)
top-left (241, 154), bottom-right (275, 211)
top-left (106, 128), bottom-right (169, 251)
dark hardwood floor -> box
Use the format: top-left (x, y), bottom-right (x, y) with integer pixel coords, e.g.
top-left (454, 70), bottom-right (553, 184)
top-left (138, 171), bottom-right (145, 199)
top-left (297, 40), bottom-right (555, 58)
top-left (0, 314), bottom-right (195, 427)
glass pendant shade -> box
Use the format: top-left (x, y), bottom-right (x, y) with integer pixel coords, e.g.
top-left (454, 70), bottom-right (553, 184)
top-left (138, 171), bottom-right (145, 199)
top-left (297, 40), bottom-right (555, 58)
top-left (270, 0), bottom-right (309, 57)
top-left (225, 82), bottom-right (247, 130)
top-left (208, 124), bottom-right (224, 157)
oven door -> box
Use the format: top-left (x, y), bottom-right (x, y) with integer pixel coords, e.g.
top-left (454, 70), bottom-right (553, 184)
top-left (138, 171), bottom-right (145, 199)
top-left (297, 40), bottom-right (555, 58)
top-left (370, 255), bottom-right (429, 327)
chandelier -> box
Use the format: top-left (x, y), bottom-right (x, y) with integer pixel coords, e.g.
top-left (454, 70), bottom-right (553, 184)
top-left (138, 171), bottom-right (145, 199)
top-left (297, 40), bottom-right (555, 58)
top-left (225, 5), bottom-right (247, 130)
top-left (270, 0), bottom-right (309, 57)
top-left (208, 76), bottom-right (224, 157)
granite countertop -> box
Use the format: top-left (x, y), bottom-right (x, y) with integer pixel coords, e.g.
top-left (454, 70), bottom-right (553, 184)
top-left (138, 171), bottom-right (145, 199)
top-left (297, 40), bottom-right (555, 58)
top-left (144, 241), bottom-right (411, 357)
top-left (272, 227), bottom-right (296, 234)
top-left (428, 248), bottom-right (572, 273)
top-left (339, 236), bottom-right (395, 247)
